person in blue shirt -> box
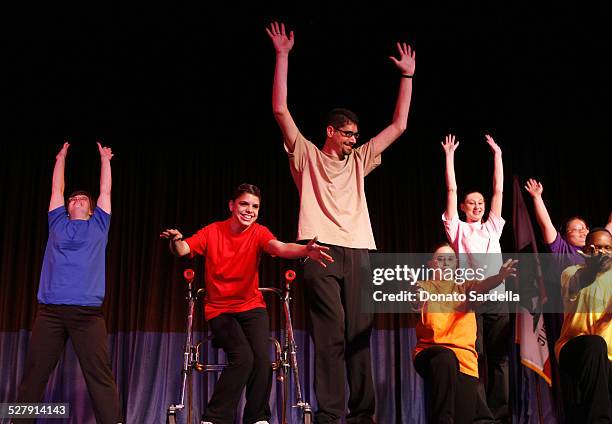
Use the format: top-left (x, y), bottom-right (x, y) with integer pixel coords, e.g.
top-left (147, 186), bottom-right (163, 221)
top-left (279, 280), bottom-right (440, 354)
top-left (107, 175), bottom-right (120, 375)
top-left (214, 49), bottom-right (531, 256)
top-left (16, 141), bottom-right (121, 424)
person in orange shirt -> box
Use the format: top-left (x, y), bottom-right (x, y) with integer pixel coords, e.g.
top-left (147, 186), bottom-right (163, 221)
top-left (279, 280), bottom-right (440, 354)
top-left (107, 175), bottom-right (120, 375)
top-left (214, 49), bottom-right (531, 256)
top-left (413, 243), bottom-right (517, 424)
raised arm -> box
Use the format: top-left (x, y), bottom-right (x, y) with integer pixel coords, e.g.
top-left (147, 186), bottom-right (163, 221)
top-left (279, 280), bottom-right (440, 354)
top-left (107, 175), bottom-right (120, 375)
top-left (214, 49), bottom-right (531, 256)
top-left (486, 134), bottom-right (503, 217)
top-left (442, 134), bottom-right (459, 220)
top-left (265, 237), bottom-right (334, 268)
top-left (266, 22), bottom-right (300, 150)
top-left (49, 142), bottom-right (70, 211)
top-left (370, 42), bottom-right (416, 157)
top-left (96, 141), bottom-right (113, 214)
top-left (160, 229), bottom-right (191, 257)
top-left (606, 211), bottom-right (612, 234)
top-left (524, 179), bottom-right (557, 244)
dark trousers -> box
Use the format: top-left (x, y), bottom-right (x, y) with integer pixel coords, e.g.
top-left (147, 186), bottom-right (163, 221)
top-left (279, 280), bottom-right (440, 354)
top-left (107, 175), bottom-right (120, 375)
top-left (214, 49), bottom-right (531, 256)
top-left (414, 346), bottom-right (478, 424)
top-left (203, 308), bottom-right (272, 424)
top-left (474, 303), bottom-right (510, 424)
top-left (303, 245), bottom-right (375, 424)
top-left (17, 304), bottom-right (121, 424)
top-left (559, 335), bottom-right (612, 424)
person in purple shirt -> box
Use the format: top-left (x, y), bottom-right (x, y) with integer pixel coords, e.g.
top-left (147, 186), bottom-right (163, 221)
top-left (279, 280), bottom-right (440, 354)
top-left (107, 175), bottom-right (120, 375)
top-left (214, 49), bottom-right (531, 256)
top-left (524, 179), bottom-right (589, 272)
top-left (16, 142), bottom-right (121, 424)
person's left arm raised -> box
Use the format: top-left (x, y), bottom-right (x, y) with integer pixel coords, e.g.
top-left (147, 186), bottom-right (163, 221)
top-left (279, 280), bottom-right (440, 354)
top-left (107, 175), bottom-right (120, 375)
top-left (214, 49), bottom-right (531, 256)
top-left (370, 41), bottom-right (416, 157)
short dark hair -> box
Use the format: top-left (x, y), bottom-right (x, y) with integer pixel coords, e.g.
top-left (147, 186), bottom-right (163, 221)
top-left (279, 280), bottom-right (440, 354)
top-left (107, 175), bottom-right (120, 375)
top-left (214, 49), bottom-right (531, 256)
top-left (232, 183), bottom-right (261, 202)
top-left (585, 227), bottom-right (612, 244)
top-left (561, 216), bottom-right (588, 235)
top-left (66, 190), bottom-right (94, 213)
top-left (431, 241), bottom-right (455, 254)
top-left (325, 108), bottom-right (359, 129)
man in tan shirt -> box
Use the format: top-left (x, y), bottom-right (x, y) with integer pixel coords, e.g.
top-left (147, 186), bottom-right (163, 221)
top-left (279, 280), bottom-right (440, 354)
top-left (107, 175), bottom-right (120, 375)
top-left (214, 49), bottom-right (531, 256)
top-left (266, 21), bottom-right (415, 424)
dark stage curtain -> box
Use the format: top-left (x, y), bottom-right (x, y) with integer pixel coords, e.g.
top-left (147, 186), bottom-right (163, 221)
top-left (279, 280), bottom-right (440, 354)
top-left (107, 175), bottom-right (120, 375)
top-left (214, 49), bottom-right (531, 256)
top-left (2, 5), bottom-right (611, 422)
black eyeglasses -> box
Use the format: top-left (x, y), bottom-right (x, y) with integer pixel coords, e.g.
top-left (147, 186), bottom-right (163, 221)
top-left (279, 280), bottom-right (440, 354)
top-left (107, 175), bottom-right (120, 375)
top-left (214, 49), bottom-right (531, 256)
top-left (333, 127), bottom-right (360, 140)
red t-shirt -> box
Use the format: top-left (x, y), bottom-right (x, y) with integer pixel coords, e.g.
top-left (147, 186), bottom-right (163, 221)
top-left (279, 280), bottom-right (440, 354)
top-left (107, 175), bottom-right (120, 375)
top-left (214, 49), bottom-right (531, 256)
top-left (185, 219), bottom-right (276, 320)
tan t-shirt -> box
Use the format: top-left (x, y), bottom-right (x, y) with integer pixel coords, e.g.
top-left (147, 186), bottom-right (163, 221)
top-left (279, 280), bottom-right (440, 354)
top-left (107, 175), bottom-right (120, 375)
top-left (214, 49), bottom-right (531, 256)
top-left (285, 132), bottom-right (381, 249)
top-left (554, 265), bottom-right (612, 362)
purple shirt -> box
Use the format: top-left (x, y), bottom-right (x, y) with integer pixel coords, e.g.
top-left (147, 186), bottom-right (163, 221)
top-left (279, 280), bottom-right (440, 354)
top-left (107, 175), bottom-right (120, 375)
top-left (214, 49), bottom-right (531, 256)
top-left (546, 232), bottom-right (585, 274)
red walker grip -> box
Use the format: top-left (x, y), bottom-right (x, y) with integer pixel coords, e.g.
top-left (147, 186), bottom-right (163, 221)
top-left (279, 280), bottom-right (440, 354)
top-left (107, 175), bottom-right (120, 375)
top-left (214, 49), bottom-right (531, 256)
top-left (285, 270), bottom-right (296, 282)
top-left (183, 269), bottom-right (195, 282)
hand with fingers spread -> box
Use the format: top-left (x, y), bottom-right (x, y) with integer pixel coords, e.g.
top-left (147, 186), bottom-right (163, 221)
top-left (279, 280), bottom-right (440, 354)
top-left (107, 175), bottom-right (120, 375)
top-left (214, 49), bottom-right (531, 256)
top-left (306, 236), bottom-right (334, 268)
top-left (160, 228), bottom-right (190, 257)
top-left (441, 134), bottom-right (459, 156)
top-left (265, 21), bottom-right (294, 55)
top-left (498, 259), bottom-right (519, 280)
top-left (389, 41), bottom-right (416, 76)
top-left (160, 228), bottom-right (184, 242)
top-left (97, 141), bottom-right (114, 161)
top-left (484, 134), bottom-right (502, 155)
top-left (524, 179), bottom-right (543, 199)
top-left (470, 259), bottom-right (519, 296)
top-left (56, 141), bottom-right (70, 160)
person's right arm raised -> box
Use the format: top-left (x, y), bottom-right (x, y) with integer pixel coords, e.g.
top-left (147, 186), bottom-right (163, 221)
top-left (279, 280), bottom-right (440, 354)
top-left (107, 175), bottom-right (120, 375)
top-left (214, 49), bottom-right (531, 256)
top-left (266, 22), bottom-right (300, 151)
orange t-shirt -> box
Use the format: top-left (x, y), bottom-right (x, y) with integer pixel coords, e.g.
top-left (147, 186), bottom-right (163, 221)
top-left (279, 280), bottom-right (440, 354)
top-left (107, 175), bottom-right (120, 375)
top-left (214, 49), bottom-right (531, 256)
top-left (185, 219), bottom-right (276, 321)
top-left (414, 280), bottom-right (479, 377)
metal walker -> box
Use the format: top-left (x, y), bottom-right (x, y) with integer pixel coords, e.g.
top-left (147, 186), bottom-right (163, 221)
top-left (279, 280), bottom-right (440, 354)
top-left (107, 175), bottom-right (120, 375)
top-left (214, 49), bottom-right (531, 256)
top-left (166, 269), bottom-right (312, 424)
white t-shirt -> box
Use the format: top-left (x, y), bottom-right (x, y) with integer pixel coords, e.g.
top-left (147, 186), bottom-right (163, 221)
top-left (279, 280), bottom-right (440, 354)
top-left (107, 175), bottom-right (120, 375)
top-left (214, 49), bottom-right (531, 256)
top-left (442, 211), bottom-right (506, 292)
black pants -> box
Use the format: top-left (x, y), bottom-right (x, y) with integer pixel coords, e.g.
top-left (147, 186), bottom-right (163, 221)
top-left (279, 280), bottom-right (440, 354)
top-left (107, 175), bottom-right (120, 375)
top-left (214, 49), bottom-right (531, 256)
top-left (474, 303), bottom-right (510, 424)
top-left (559, 335), bottom-right (612, 423)
top-left (202, 307), bottom-right (272, 424)
top-left (16, 304), bottom-right (121, 424)
top-left (414, 346), bottom-right (478, 424)
top-left (303, 245), bottom-right (375, 424)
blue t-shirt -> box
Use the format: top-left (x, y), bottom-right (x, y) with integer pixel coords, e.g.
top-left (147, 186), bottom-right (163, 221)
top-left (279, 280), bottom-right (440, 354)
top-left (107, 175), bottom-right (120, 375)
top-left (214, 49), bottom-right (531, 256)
top-left (37, 206), bottom-right (111, 306)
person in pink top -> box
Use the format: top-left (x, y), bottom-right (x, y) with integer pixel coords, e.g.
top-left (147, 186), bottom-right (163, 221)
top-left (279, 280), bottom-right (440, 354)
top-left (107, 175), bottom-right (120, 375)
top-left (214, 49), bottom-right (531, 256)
top-left (441, 133), bottom-right (510, 423)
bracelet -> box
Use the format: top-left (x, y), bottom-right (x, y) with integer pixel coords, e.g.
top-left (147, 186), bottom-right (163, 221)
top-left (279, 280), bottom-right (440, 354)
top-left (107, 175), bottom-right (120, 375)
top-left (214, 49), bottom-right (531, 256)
top-left (401, 74), bottom-right (414, 78)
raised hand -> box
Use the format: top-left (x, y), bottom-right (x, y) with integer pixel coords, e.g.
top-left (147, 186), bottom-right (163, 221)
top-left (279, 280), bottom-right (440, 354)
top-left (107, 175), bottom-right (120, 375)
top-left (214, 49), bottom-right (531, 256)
top-left (524, 179), bottom-right (543, 198)
top-left (306, 236), bottom-right (334, 268)
top-left (97, 141), bottom-right (114, 161)
top-left (485, 134), bottom-right (502, 155)
top-left (160, 229), bottom-right (184, 242)
top-left (389, 42), bottom-right (416, 76)
top-left (265, 21), bottom-right (294, 55)
top-left (441, 134), bottom-right (459, 155)
top-left (56, 141), bottom-right (70, 160)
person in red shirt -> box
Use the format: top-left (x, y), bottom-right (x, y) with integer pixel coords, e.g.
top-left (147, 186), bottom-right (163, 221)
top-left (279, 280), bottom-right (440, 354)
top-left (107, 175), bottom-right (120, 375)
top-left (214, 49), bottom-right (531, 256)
top-left (160, 183), bottom-right (332, 424)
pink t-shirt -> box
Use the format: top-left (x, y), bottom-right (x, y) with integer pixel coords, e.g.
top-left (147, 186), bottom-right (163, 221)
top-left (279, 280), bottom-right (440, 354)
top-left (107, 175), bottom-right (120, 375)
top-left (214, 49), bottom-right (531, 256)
top-left (442, 212), bottom-right (506, 289)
